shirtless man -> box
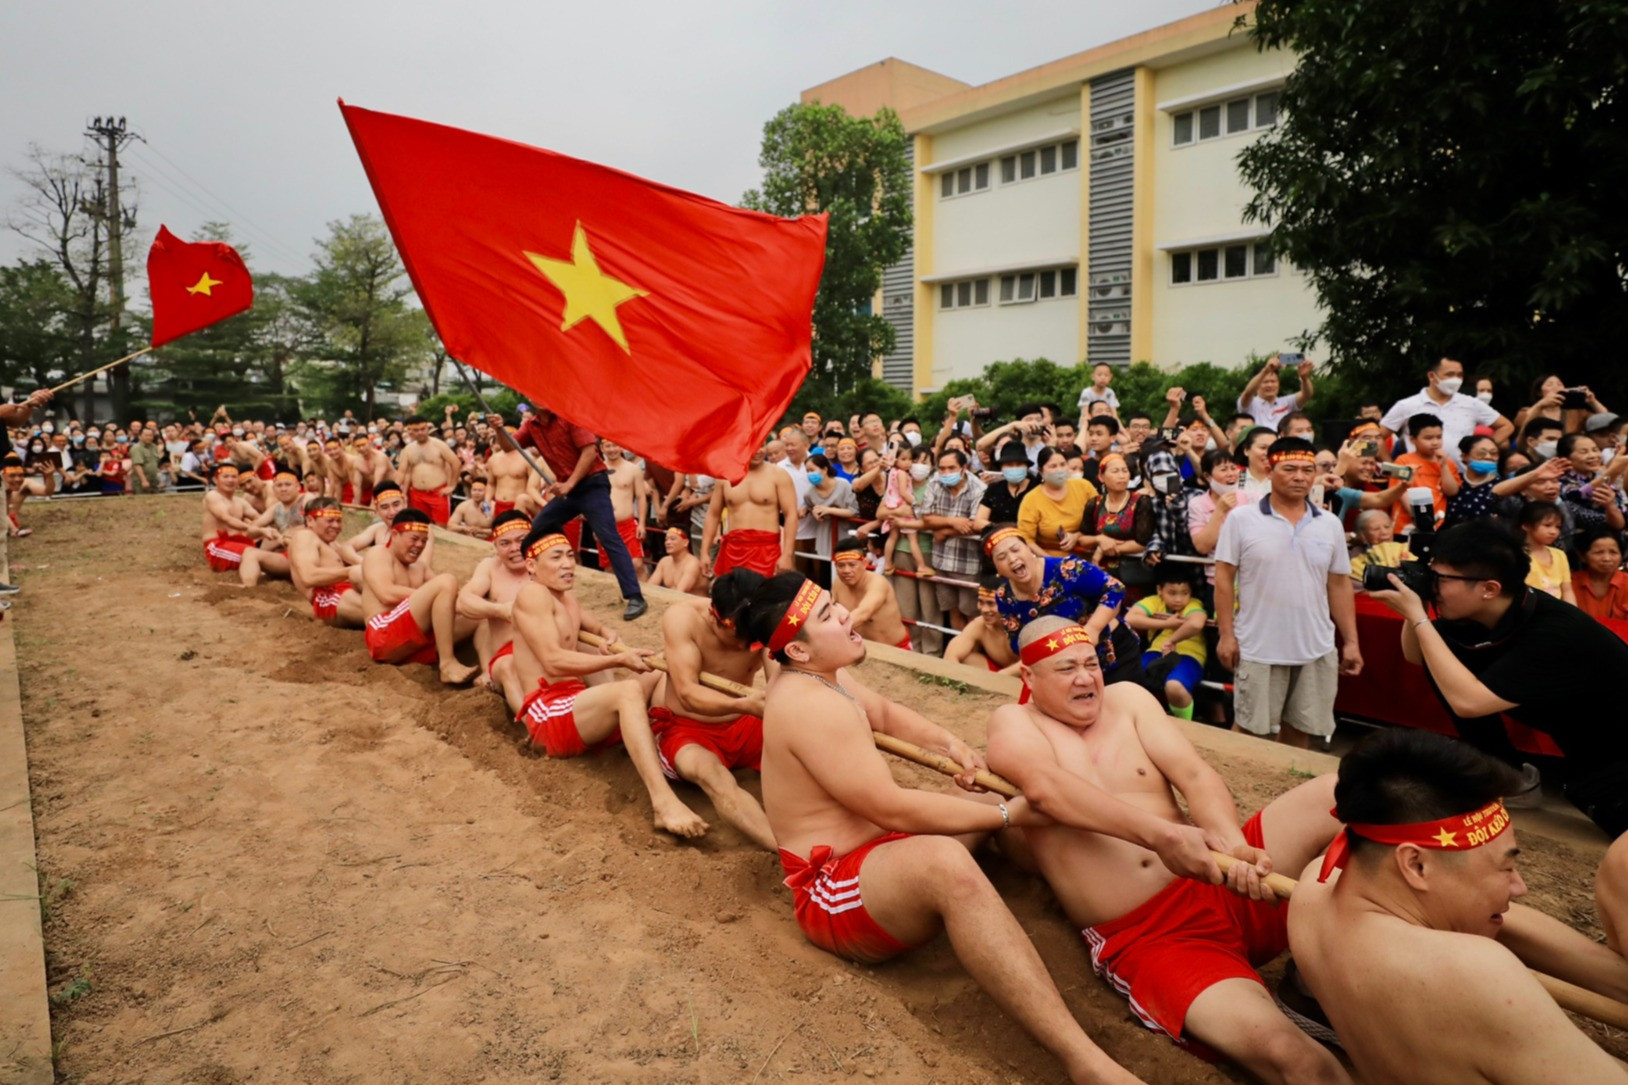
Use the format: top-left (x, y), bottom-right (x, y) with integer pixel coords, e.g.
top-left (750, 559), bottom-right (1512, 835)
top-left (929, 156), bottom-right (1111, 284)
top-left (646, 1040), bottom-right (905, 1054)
top-left (348, 481), bottom-right (431, 566)
top-left (201, 464), bottom-right (285, 587)
top-left (359, 508), bottom-right (479, 684)
top-left (700, 446), bottom-right (797, 580)
top-left (509, 527), bottom-right (708, 839)
top-left (319, 438), bottom-right (358, 503)
top-left (1290, 728), bottom-right (1628, 1084)
top-left (396, 414), bottom-right (462, 525)
top-left (651, 570), bottom-right (774, 849)
top-left (351, 435), bottom-right (389, 505)
top-left (985, 617), bottom-right (1347, 1085)
top-left (599, 439), bottom-right (649, 580)
top-left (945, 577), bottom-right (1021, 674)
top-left (289, 497), bottom-right (366, 627)
top-left (483, 417), bottom-right (549, 519)
top-left (250, 466), bottom-right (309, 548)
top-left (742, 573), bottom-right (1145, 1085)
top-left (647, 527), bottom-right (705, 595)
top-left (829, 538), bottom-right (911, 650)
top-left (447, 478), bottom-right (495, 537)
top-left (455, 510), bottom-right (533, 706)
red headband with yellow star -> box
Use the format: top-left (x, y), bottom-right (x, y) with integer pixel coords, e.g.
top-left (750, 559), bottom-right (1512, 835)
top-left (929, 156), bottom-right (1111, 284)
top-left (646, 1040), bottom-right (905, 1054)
top-left (1019, 625), bottom-right (1096, 666)
top-left (1317, 799), bottom-right (1511, 883)
top-left (391, 519), bottom-right (431, 536)
top-left (306, 506), bottom-right (343, 521)
top-left (762, 578), bottom-right (821, 653)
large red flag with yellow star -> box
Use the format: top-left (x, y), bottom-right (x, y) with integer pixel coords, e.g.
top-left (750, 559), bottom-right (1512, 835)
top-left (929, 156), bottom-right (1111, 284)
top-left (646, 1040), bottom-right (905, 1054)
top-left (147, 225), bottom-right (254, 348)
top-left (338, 101), bottom-right (828, 479)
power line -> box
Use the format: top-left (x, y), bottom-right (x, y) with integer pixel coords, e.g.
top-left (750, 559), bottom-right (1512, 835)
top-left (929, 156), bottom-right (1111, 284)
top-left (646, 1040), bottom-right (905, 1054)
top-left (122, 143), bottom-right (309, 269)
top-left (128, 139), bottom-right (311, 269)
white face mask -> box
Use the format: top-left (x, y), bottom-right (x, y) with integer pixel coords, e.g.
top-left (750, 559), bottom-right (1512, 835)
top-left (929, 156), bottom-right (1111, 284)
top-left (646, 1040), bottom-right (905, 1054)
top-left (1475, 390), bottom-right (1493, 404)
top-left (1604, 447), bottom-right (1618, 465)
top-left (1210, 478), bottom-right (1238, 495)
top-left (692, 473), bottom-right (713, 490)
top-left (1436, 377), bottom-right (1463, 396)
top-left (1204, 437), bottom-right (1218, 451)
top-left (41, 423), bottom-right (54, 434)
top-left (909, 462), bottom-right (932, 481)
top-left (1534, 440), bottom-right (1558, 459)
top-left (904, 430), bottom-right (921, 447)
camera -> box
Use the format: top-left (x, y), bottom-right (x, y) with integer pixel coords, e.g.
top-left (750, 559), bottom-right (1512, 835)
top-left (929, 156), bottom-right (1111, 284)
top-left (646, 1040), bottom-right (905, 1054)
top-left (1376, 462), bottom-right (1414, 481)
top-left (1563, 387), bottom-right (1591, 410)
top-left (970, 407), bottom-right (995, 420)
top-left (1360, 487), bottom-right (1438, 595)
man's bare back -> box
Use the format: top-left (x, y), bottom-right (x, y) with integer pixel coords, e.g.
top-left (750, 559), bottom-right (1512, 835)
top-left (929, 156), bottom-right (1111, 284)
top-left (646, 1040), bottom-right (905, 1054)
top-left (830, 566), bottom-right (909, 648)
top-left (660, 601), bottom-right (764, 724)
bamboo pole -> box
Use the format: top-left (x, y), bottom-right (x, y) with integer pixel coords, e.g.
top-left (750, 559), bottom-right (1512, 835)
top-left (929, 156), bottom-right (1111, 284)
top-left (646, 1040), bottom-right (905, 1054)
top-left (49, 346), bottom-right (153, 394)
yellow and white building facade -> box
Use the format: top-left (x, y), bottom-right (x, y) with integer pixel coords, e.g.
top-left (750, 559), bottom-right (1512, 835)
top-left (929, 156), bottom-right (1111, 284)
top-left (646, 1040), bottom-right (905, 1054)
top-left (801, 4), bottom-right (1320, 395)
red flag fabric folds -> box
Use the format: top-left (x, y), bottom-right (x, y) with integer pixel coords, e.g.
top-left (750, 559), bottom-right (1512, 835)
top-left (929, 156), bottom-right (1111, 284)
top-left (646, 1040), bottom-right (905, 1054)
top-left (147, 225), bottom-right (253, 348)
top-left (339, 101), bottom-right (827, 480)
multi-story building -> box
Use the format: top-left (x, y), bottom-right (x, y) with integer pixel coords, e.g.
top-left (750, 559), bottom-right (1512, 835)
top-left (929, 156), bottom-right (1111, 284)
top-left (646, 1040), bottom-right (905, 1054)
top-left (801, 4), bottom-right (1319, 396)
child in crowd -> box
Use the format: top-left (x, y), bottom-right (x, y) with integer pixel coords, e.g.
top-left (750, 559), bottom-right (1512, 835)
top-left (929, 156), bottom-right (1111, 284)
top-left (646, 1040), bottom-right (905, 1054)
top-left (866, 448), bottom-right (921, 575)
top-left (1392, 413), bottom-right (1460, 532)
top-left (1126, 563), bottom-right (1208, 720)
top-left (1518, 500), bottom-right (1576, 603)
top-left (1076, 361), bottom-right (1120, 420)
top-left (1347, 509), bottom-right (1411, 589)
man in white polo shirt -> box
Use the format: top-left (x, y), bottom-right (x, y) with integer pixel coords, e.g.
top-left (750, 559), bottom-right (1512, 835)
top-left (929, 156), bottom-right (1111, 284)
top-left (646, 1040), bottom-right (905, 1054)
top-left (1215, 437), bottom-right (1363, 749)
top-left (1237, 353), bottom-right (1315, 430)
top-left (1380, 356), bottom-right (1514, 465)
top-left (774, 426), bottom-right (818, 569)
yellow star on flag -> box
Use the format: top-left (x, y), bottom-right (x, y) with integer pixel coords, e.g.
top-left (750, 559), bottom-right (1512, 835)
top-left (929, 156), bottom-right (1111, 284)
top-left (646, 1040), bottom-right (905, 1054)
top-left (1433, 829), bottom-right (1458, 847)
top-left (187, 271), bottom-right (223, 296)
top-left (524, 222), bottom-right (647, 354)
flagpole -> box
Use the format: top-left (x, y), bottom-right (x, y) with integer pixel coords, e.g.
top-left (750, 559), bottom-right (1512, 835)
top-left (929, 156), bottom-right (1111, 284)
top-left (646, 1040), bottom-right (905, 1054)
top-left (449, 357), bottom-right (554, 488)
top-left (48, 346), bottom-right (154, 395)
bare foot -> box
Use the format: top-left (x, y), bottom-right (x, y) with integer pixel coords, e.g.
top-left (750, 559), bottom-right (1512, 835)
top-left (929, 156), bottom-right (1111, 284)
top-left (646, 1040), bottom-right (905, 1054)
top-left (652, 796), bottom-right (709, 839)
top-left (439, 660), bottom-right (480, 685)
top-left (473, 671), bottom-right (493, 690)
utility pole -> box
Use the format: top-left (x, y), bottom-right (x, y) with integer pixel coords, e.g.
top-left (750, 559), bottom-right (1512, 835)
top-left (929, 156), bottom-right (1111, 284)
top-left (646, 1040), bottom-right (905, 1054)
top-left (85, 116), bottom-right (136, 418)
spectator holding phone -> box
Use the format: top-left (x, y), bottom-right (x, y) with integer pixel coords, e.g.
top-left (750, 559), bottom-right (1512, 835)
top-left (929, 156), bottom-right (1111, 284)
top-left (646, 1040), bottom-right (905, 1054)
top-left (1237, 352), bottom-right (1314, 429)
top-left (1555, 432), bottom-right (1628, 541)
top-left (974, 402), bottom-right (1051, 474)
top-left (1381, 357), bottom-right (1514, 465)
top-left (1513, 374), bottom-right (1609, 436)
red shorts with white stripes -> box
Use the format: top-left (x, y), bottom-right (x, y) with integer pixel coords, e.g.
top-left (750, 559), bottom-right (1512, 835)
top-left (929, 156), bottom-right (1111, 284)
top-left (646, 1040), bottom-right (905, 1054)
top-left (779, 832), bottom-right (922, 964)
top-left (205, 534), bottom-right (254, 572)
top-left (1080, 811), bottom-right (1283, 1048)
top-left (489, 639), bottom-right (514, 681)
top-left (517, 680), bottom-right (620, 758)
top-left (648, 707), bottom-right (762, 780)
top-left (364, 599), bottom-right (437, 665)
top-left (311, 582), bottom-right (354, 622)
top-left (894, 634), bottom-right (913, 652)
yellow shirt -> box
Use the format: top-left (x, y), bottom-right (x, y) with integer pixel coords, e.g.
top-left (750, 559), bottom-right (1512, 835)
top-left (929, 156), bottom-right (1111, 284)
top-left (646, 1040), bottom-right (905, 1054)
top-left (1349, 540), bottom-right (1412, 584)
top-left (1526, 545), bottom-right (1571, 598)
top-left (1133, 597), bottom-right (1208, 664)
top-left (1018, 478), bottom-right (1100, 557)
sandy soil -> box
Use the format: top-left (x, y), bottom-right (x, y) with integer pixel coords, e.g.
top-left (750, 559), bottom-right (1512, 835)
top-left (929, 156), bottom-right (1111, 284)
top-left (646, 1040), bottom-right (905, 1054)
top-left (13, 495), bottom-right (1623, 1084)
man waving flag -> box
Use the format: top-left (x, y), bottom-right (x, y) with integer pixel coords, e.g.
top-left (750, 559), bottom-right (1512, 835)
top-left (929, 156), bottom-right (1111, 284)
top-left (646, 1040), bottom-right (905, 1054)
top-left (338, 101), bottom-right (828, 479)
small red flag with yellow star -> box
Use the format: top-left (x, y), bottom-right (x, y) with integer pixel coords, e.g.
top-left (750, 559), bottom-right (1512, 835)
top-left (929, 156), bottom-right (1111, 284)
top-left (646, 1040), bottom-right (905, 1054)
top-left (147, 225), bottom-right (254, 348)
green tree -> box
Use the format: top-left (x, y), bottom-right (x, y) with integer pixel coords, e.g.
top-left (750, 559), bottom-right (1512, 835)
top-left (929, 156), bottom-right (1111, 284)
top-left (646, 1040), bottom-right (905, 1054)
top-left (0, 259), bottom-right (78, 393)
top-left (293, 214), bottom-right (428, 418)
top-left (743, 103), bottom-right (912, 400)
top-left (1239, 0), bottom-right (1628, 404)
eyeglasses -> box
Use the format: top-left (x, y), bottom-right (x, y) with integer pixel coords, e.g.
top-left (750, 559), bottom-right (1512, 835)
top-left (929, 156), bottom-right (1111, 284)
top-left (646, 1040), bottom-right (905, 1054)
top-left (1430, 572), bottom-right (1483, 585)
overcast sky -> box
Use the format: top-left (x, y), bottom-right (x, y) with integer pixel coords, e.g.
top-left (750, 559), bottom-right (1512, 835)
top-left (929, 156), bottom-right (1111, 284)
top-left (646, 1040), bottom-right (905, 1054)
top-left (1, 0), bottom-right (1217, 280)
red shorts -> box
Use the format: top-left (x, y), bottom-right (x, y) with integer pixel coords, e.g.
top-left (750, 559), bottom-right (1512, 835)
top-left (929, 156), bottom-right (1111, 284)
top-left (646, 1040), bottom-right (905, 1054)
top-left (894, 634), bottom-right (913, 651)
top-left (205, 533), bottom-right (254, 572)
top-left (1080, 811), bottom-right (1285, 1048)
top-left (311, 581), bottom-right (355, 622)
top-left (597, 516), bottom-right (646, 569)
top-left (359, 485), bottom-right (374, 506)
top-left (715, 528), bottom-right (781, 578)
top-left (564, 519), bottom-right (582, 553)
top-left (407, 488), bottom-right (450, 525)
top-left (341, 483), bottom-right (356, 506)
top-left (780, 832), bottom-right (923, 964)
top-left (364, 598), bottom-right (438, 665)
top-left (492, 500), bottom-right (516, 521)
top-left (489, 639), bottom-right (514, 681)
top-left (648, 707), bottom-right (763, 780)
top-left (256, 458), bottom-right (276, 481)
top-left (518, 679), bottom-right (619, 757)
top-left (986, 656), bottom-right (1003, 673)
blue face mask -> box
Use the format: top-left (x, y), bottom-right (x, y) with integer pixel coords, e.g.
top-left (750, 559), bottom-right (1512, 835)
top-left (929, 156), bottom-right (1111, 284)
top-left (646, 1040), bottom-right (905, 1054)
top-left (806, 471), bottom-right (824, 486)
top-left (1002, 465), bottom-right (1028, 484)
top-left (938, 471), bottom-right (963, 488)
top-left (1467, 459), bottom-right (1498, 476)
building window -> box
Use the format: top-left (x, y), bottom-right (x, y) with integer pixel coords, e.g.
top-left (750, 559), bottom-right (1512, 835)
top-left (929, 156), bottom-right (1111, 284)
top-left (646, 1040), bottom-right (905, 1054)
top-left (1168, 241), bottom-right (1280, 285)
top-left (998, 138), bottom-right (1080, 186)
top-left (1171, 87), bottom-right (1284, 148)
top-left (939, 161), bottom-right (991, 199)
top-left (997, 266), bottom-right (1077, 305)
top-left (939, 278), bottom-right (991, 310)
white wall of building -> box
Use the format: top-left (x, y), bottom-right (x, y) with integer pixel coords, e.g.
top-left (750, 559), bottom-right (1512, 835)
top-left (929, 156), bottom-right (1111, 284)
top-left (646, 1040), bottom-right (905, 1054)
top-left (927, 294), bottom-right (1079, 388)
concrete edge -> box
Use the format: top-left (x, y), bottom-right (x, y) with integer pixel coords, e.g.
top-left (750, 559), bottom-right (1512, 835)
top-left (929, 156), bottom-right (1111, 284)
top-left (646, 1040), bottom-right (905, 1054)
top-left (0, 605), bottom-right (53, 1083)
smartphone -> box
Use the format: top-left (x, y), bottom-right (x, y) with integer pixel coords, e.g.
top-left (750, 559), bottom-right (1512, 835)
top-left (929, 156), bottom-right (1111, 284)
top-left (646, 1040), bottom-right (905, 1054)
top-left (1356, 439), bottom-right (1379, 458)
top-left (1377, 462), bottom-right (1414, 481)
top-left (1279, 352), bottom-right (1304, 368)
top-left (1563, 388), bottom-right (1591, 410)
top-left (970, 407), bottom-right (996, 420)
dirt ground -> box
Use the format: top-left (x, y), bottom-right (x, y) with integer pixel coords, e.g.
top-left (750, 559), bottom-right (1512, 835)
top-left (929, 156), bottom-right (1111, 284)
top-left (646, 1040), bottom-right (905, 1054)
top-left (12, 495), bottom-right (1623, 1084)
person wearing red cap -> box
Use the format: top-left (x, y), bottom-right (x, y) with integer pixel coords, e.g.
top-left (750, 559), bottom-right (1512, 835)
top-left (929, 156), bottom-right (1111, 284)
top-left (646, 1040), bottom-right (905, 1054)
top-left (987, 615), bottom-right (1346, 1083)
top-left (1289, 729), bottom-right (1628, 1084)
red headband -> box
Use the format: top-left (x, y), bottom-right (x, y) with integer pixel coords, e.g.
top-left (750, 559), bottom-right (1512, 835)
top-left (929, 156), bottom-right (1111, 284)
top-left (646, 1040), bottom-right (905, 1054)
top-left (1270, 448), bottom-right (1317, 467)
top-left (759, 578), bottom-right (822, 653)
top-left (833, 551), bottom-right (865, 566)
top-left (984, 526), bottom-right (1024, 556)
top-left (391, 520), bottom-right (431, 536)
top-left (1019, 625), bottom-right (1096, 666)
top-left (1317, 799), bottom-right (1511, 883)
top-left (526, 533), bottom-right (570, 560)
top-left (492, 518), bottom-right (530, 541)
top-left (306, 506), bottom-right (343, 521)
